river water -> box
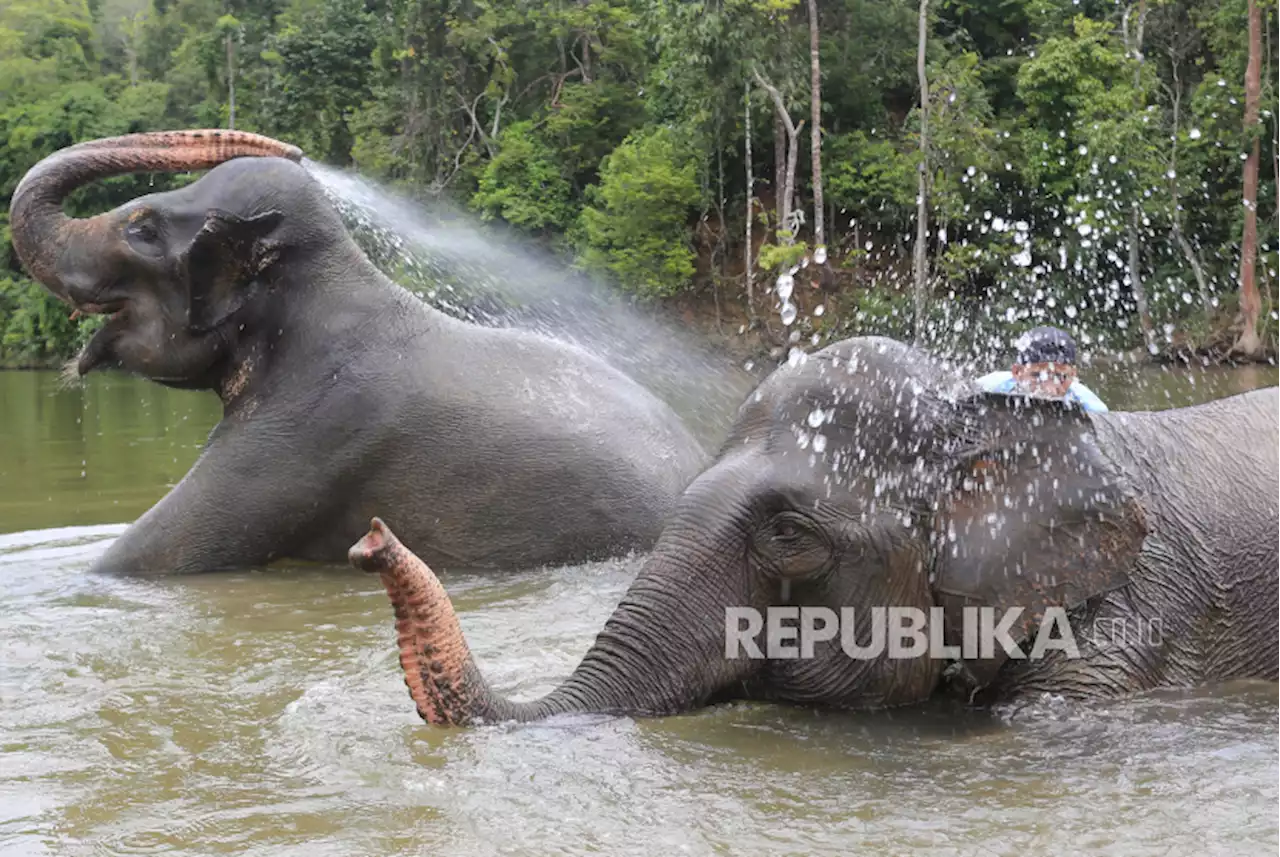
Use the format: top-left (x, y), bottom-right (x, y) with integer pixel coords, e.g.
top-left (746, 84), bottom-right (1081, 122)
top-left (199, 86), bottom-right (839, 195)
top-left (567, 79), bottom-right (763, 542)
top-left (0, 363), bottom-right (1276, 856)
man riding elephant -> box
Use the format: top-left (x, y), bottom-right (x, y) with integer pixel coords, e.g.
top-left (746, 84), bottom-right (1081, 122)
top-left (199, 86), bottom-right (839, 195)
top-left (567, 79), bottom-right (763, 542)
top-left (8, 130), bottom-right (708, 574)
top-left (350, 336), bottom-right (1278, 725)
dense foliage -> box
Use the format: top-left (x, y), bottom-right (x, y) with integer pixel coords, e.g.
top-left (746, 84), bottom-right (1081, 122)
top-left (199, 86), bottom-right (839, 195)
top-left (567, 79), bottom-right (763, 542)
top-left (1, 0), bottom-right (1276, 365)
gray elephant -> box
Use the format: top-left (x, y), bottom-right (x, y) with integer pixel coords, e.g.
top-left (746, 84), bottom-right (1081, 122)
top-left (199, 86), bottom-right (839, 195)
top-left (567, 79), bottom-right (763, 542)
top-left (350, 335), bottom-right (1279, 724)
top-left (8, 130), bottom-right (707, 574)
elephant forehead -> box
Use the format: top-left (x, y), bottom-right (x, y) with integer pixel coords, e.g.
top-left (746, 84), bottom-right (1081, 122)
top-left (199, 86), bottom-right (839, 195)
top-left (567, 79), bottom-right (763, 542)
top-left (723, 401), bottom-right (939, 520)
top-left (752, 359), bottom-right (949, 456)
top-left (157, 157), bottom-right (315, 215)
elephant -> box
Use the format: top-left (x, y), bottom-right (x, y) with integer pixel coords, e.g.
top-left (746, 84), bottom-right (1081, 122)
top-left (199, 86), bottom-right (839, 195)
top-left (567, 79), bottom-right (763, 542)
top-left (8, 130), bottom-right (708, 574)
top-left (348, 335), bottom-right (1279, 725)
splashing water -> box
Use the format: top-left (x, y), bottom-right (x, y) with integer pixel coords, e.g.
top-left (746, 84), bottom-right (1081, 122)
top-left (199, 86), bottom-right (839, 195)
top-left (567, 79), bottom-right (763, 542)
top-left (301, 161), bottom-right (757, 448)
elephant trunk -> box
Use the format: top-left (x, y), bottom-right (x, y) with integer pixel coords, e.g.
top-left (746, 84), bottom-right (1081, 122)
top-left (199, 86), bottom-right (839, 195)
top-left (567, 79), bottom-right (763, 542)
top-left (351, 517), bottom-right (749, 725)
top-left (9, 130), bottom-right (302, 303)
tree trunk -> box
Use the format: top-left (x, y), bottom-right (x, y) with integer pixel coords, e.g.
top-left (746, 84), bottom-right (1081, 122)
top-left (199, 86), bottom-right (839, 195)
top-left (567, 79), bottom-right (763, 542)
top-left (745, 81), bottom-right (755, 319)
top-left (1234, 0), bottom-right (1263, 357)
top-left (755, 69), bottom-right (804, 246)
top-left (774, 114), bottom-right (786, 234)
top-left (808, 0), bottom-right (824, 248)
top-left (1172, 225), bottom-right (1211, 311)
top-left (715, 128), bottom-right (726, 332)
top-left (1266, 4), bottom-right (1277, 219)
top-left (1123, 0), bottom-right (1155, 350)
top-left (1166, 66), bottom-right (1211, 309)
top-left (1128, 207), bottom-right (1154, 350)
top-left (123, 17), bottom-right (139, 88)
top-left (911, 0), bottom-right (930, 343)
top-left (783, 119), bottom-right (801, 244)
top-left (225, 33), bottom-right (237, 130)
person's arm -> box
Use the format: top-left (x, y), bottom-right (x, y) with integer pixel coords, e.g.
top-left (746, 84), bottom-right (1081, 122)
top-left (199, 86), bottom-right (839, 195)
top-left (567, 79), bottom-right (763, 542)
top-left (975, 370), bottom-right (1015, 393)
top-left (1069, 381), bottom-right (1109, 413)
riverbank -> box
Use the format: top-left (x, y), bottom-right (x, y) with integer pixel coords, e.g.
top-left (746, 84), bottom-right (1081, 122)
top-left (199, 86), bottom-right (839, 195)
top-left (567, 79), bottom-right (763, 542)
top-left (661, 280), bottom-right (1279, 372)
top-left (0, 357), bottom-right (66, 370)
top-left (2, 277), bottom-right (1274, 377)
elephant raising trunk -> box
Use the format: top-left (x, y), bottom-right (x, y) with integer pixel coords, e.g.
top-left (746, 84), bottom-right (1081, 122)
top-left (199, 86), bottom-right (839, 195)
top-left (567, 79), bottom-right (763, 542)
top-left (9, 129), bottom-right (301, 305)
top-left (6, 129), bottom-right (706, 575)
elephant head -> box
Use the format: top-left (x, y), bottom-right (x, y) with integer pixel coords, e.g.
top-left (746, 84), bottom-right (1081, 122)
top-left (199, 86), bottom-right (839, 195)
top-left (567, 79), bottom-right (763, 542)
top-left (8, 130), bottom-right (314, 387)
top-left (352, 336), bottom-right (1149, 724)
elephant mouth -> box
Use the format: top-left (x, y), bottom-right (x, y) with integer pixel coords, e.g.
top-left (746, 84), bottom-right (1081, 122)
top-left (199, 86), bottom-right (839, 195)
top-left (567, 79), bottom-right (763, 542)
top-left (69, 299), bottom-right (127, 321)
top-left (73, 302), bottom-right (130, 376)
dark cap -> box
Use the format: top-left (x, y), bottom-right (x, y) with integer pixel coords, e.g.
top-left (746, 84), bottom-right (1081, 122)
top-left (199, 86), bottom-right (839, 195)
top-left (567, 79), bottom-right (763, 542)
top-left (1014, 326), bottom-right (1077, 366)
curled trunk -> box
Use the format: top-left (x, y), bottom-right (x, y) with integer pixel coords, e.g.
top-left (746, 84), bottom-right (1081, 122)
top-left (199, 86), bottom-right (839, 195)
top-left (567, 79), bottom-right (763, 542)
top-left (350, 517), bottom-right (747, 725)
top-left (9, 130), bottom-right (302, 302)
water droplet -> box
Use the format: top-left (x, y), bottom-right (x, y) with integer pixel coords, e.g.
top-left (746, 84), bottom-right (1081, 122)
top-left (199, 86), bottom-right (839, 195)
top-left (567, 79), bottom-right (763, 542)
top-left (807, 408), bottom-right (827, 428)
top-left (776, 274), bottom-right (795, 300)
top-left (813, 434), bottom-right (828, 453)
top-left (814, 304), bottom-right (825, 317)
top-left (1189, 128), bottom-right (1201, 140)
top-left (780, 303), bottom-right (798, 326)
top-left (813, 246), bottom-right (827, 265)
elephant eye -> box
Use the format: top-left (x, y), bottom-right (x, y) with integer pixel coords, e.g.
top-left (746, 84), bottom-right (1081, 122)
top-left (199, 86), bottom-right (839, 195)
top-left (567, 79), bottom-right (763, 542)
top-left (774, 519), bottom-right (802, 542)
top-left (765, 512), bottom-right (818, 545)
top-left (753, 511), bottom-right (834, 581)
top-left (126, 218), bottom-right (162, 249)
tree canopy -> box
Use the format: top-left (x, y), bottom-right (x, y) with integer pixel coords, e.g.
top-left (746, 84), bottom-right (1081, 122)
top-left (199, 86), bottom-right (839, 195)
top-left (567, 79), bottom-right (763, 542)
top-left (2, 0), bottom-right (1276, 365)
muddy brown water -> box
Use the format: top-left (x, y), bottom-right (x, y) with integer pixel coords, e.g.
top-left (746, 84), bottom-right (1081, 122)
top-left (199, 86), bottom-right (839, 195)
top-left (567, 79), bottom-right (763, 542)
top-left (1, 363), bottom-right (1277, 856)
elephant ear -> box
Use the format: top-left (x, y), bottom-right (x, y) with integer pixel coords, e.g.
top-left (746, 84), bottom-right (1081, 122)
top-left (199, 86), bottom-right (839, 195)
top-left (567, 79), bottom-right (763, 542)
top-left (929, 391), bottom-right (1148, 694)
top-left (180, 208), bottom-right (284, 332)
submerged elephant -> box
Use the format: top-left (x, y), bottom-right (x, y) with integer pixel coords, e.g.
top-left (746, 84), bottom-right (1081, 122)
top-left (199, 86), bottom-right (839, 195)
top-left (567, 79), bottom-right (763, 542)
top-left (9, 130), bottom-right (707, 574)
top-left (350, 336), bottom-right (1279, 724)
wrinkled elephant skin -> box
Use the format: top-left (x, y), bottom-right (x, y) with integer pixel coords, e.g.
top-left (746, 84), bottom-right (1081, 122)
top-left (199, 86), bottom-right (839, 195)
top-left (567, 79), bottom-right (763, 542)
top-left (355, 336), bottom-right (1279, 724)
top-left (9, 131), bottom-right (708, 574)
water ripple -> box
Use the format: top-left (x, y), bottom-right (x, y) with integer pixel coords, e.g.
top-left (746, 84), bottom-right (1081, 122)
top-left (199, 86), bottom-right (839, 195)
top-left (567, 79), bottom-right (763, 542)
top-left (0, 526), bottom-right (1275, 857)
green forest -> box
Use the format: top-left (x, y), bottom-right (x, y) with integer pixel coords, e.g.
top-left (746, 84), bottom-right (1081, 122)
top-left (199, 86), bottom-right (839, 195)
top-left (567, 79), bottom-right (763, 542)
top-left (1, 0), bottom-right (1276, 367)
